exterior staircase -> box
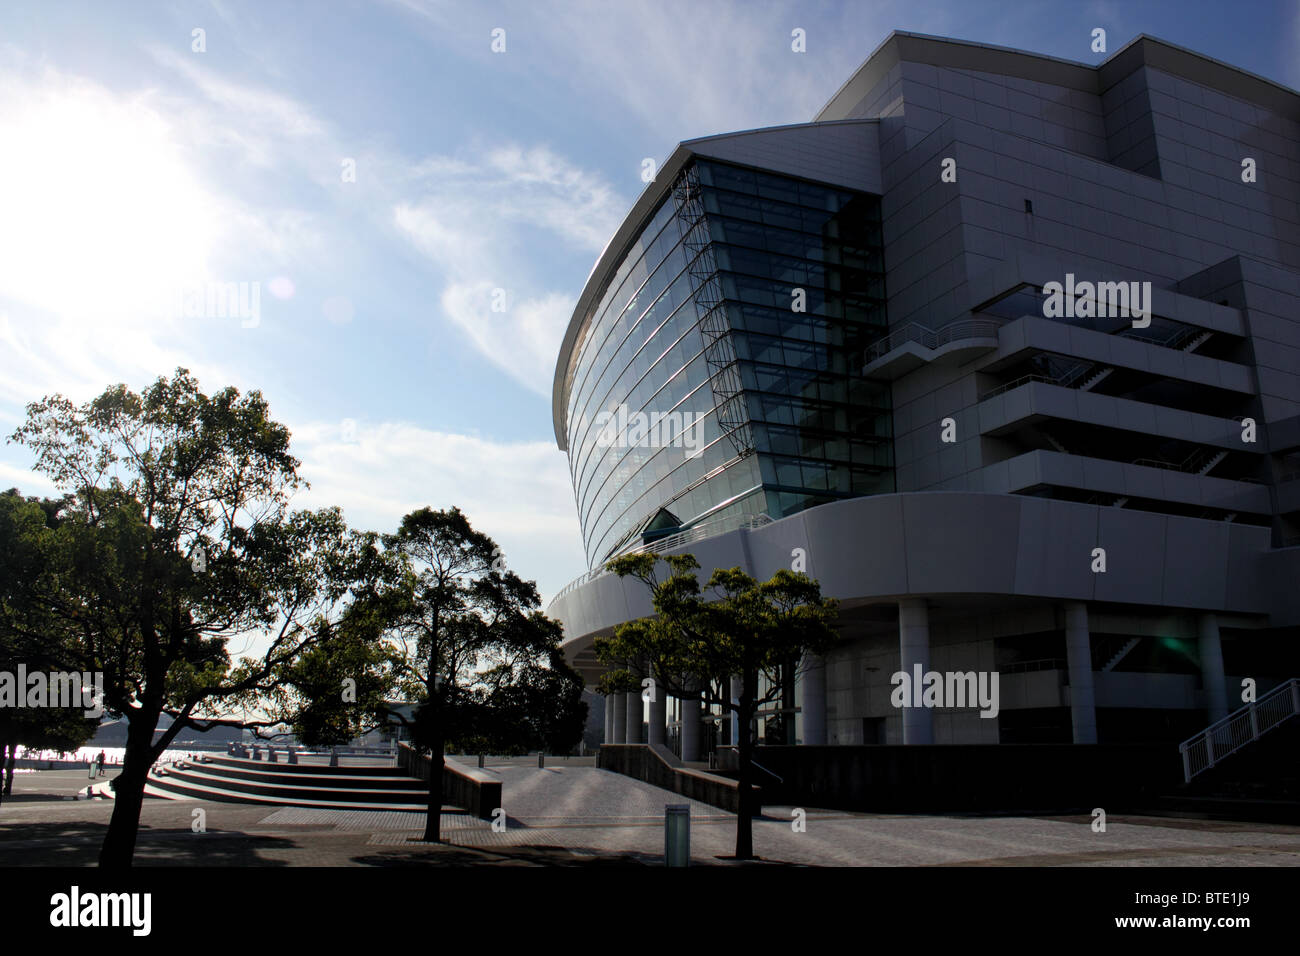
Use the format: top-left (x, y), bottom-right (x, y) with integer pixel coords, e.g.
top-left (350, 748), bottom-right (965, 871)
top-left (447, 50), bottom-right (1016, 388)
top-left (142, 754), bottom-right (428, 810)
top-left (1196, 449), bottom-right (1228, 476)
top-left (1178, 678), bottom-right (1300, 783)
top-left (1078, 366), bottom-right (1114, 391)
top-left (1102, 637), bottom-right (1140, 672)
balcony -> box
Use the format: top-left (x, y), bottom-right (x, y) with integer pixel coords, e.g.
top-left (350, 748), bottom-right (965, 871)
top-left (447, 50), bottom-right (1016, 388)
top-left (863, 318), bottom-right (1002, 380)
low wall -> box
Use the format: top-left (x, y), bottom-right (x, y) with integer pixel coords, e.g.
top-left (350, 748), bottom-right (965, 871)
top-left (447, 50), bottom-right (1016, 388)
top-left (396, 744), bottom-right (501, 819)
top-left (598, 744), bottom-right (754, 814)
top-left (727, 743), bottom-right (1182, 812)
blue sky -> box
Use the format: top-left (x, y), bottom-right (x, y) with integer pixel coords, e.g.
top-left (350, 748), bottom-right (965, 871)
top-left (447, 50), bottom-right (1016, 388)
top-left (0, 0), bottom-right (1296, 605)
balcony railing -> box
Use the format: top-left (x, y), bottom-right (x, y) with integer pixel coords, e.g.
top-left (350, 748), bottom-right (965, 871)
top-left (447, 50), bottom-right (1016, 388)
top-left (864, 318), bottom-right (1002, 365)
top-left (549, 512), bottom-right (774, 607)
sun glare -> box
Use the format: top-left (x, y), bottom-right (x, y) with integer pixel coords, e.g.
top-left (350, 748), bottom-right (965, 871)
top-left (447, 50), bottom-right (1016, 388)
top-left (0, 77), bottom-right (219, 324)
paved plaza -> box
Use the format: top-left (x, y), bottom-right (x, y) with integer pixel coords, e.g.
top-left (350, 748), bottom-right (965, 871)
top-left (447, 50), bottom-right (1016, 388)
top-left (0, 766), bottom-right (1297, 866)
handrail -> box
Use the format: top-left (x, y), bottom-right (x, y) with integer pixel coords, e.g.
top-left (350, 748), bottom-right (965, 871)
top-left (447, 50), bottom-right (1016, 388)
top-left (1133, 445), bottom-right (1227, 475)
top-left (1118, 322), bottom-right (1203, 350)
top-left (865, 318), bottom-right (1002, 364)
top-left (979, 319), bottom-right (1216, 402)
top-left (748, 758), bottom-right (784, 784)
top-left (549, 512), bottom-right (774, 606)
top-left (978, 373), bottom-right (1058, 401)
top-left (1177, 678), bottom-right (1299, 782)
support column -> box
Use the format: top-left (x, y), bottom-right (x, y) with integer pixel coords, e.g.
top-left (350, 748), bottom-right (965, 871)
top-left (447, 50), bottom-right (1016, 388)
top-left (1198, 613), bottom-right (1229, 724)
top-left (603, 693), bottom-right (614, 744)
top-left (899, 599), bottom-right (933, 745)
top-left (680, 691), bottom-right (702, 762)
top-left (625, 689), bottom-right (643, 744)
top-left (1065, 601), bottom-right (1097, 744)
top-left (729, 674), bottom-right (743, 746)
top-left (800, 653), bottom-right (827, 746)
top-left (611, 692), bottom-right (627, 744)
top-left (647, 687), bottom-right (667, 746)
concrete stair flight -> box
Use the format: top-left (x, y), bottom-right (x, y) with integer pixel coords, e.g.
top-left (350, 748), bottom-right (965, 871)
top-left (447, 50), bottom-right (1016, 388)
top-left (1079, 366), bottom-right (1114, 391)
top-left (143, 754), bottom-right (430, 811)
top-left (1102, 636), bottom-right (1140, 672)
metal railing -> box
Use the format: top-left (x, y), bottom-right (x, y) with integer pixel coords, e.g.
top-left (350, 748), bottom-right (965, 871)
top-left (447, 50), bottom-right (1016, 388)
top-left (549, 513), bottom-right (774, 606)
top-left (1133, 445), bottom-right (1226, 476)
top-left (1002, 658), bottom-right (1067, 674)
top-left (1178, 678), bottom-right (1299, 782)
top-left (1117, 322), bottom-right (1210, 351)
top-left (980, 318), bottom-right (1217, 402)
top-left (865, 318), bottom-right (1002, 364)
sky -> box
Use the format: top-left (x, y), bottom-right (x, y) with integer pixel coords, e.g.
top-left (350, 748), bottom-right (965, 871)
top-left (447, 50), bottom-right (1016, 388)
top-left (0, 0), bottom-right (1297, 606)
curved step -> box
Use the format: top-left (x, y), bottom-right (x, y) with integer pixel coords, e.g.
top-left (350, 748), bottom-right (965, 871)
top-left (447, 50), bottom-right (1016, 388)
top-left (158, 767), bottom-right (427, 805)
top-left (184, 761), bottom-right (424, 790)
top-left (200, 754), bottom-right (411, 776)
top-left (145, 774), bottom-right (430, 811)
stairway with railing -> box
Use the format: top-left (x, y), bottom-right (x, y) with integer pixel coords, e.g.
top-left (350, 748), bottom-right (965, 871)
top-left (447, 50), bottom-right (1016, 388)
top-left (1178, 678), bottom-right (1300, 783)
top-left (864, 318), bottom-right (1003, 365)
top-left (979, 320), bottom-right (1217, 403)
top-left (1133, 446), bottom-right (1228, 477)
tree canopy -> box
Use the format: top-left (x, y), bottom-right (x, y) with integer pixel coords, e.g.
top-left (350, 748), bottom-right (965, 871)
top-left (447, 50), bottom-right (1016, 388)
top-left (595, 552), bottom-right (838, 859)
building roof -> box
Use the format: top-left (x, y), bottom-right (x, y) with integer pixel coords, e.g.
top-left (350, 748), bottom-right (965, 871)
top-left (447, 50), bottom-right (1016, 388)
top-left (552, 30), bottom-right (1300, 450)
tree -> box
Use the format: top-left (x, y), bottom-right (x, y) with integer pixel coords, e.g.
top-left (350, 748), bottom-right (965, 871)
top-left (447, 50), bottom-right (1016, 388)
top-left (0, 489), bottom-right (98, 804)
top-left (267, 580), bottom-right (399, 751)
top-left (473, 626), bottom-right (588, 755)
top-left (0, 705), bottom-right (99, 803)
top-left (595, 553), bottom-right (838, 860)
top-left (7, 369), bottom-right (377, 867)
top-left (384, 507), bottom-right (583, 842)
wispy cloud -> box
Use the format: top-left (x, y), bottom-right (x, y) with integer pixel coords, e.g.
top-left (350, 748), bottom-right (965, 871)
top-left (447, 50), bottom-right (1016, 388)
top-left (290, 418), bottom-right (584, 600)
top-left (392, 144), bottom-right (625, 395)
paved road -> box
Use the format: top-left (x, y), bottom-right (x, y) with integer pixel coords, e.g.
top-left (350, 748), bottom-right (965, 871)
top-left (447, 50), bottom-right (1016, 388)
top-left (1, 766), bottom-right (1297, 866)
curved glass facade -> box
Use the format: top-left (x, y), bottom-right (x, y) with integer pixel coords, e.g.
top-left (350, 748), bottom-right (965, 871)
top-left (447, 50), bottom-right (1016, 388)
top-left (564, 158), bottom-right (894, 567)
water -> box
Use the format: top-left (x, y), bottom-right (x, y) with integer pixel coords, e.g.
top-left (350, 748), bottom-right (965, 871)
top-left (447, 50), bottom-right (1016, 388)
top-left (15, 745), bottom-right (194, 766)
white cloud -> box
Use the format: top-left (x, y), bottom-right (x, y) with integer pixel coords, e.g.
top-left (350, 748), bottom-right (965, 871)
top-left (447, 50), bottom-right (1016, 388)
top-left (392, 144), bottom-right (626, 394)
top-left (439, 283), bottom-right (575, 396)
top-left (290, 418), bottom-right (586, 602)
top-left (386, 0), bottom-right (909, 143)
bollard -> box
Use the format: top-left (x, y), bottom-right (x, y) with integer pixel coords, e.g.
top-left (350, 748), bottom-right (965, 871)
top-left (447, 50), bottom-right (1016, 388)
top-left (664, 805), bottom-right (690, 867)
top-left (477, 754), bottom-right (485, 769)
top-left (537, 752), bottom-right (544, 769)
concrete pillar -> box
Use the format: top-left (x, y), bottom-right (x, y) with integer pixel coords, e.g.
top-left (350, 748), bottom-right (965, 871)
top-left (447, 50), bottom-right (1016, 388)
top-left (680, 692), bottom-right (702, 762)
top-left (647, 687), bottom-right (667, 746)
top-left (729, 674), bottom-right (743, 746)
top-left (1198, 613), bottom-right (1229, 724)
top-left (625, 689), bottom-right (643, 744)
top-left (899, 599), bottom-right (933, 745)
top-left (1065, 601), bottom-right (1097, 744)
top-left (603, 694), bottom-right (615, 744)
top-left (611, 692), bottom-right (627, 744)
top-left (800, 652), bottom-right (827, 746)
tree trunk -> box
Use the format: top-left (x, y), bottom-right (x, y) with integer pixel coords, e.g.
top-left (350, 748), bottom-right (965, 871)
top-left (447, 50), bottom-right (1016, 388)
top-left (735, 678), bottom-right (755, 860)
top-left (98, 708), bottom-right (160, 868)
top-left (422, 737), bottom-right (444, 842)
top-left (0, 739), bottom-right (12, 804)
